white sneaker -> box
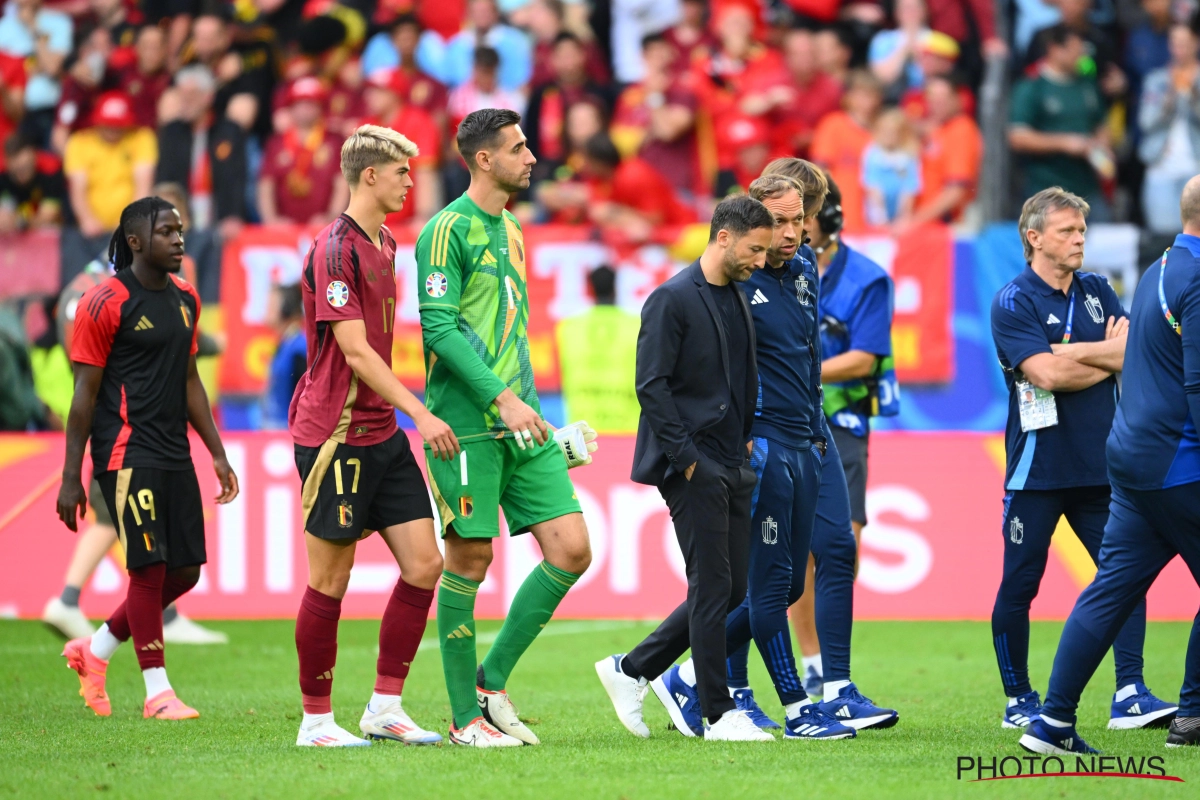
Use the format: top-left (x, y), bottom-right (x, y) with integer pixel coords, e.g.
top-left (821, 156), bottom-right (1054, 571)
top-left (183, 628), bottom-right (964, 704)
top-left (595, 654), bottom-right (651, 739)
top-left (42, 597), bottom-right (95, 640)
top-left (296, 714), bottom-right (372, 747)
top-left (448, 716), bottom-right (523, 747)
top-left (704, 709), bottom-right (776, 742)
top-left (163, 614), bottom-right (229, 645)
top-left (477, 687), bottom-right (539, 744)
top-left (360, 700), bottom-right (442, 745)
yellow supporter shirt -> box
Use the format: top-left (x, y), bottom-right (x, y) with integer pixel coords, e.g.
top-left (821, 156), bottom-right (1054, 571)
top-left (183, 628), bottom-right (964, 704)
top-left (63, 127), bottom-right (158, 228)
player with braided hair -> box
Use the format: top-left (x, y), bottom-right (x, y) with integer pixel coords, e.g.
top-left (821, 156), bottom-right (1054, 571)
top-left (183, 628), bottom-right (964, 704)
top-left (56, 196), bottom-right (240, 720)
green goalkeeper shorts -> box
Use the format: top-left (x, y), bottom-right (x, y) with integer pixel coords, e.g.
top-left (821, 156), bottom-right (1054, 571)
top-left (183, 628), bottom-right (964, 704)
top-left (426, 436), bottom-right (582, 539)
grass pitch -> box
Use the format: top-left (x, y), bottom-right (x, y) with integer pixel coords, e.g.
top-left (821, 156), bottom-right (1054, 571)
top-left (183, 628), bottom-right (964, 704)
top-left (1, 618), bottom-right (1197, 799)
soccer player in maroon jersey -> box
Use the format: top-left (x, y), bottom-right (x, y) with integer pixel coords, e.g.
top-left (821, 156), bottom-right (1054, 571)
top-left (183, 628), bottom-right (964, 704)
top-left (289, 125), bottom-right (459, 747)
top-left (56, 196), bottom-right (240, 720)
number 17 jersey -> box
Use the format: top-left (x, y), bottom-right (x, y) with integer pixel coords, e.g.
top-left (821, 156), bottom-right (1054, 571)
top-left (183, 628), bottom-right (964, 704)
top-left (416, 193), bottom-right (540, 441)
top-left (289, 214), bottom-right (400, 448)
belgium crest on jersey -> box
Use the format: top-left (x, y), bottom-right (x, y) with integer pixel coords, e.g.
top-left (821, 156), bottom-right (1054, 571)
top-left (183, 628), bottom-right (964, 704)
top-left (503, 215), bottom-right (526, 282)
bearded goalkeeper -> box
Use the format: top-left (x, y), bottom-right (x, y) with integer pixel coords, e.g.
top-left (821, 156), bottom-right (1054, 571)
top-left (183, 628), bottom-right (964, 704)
top-left (417, 108), bottom-right (594, 748)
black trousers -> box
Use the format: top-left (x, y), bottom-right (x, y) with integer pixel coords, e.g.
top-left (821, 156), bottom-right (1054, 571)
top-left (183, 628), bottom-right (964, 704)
top-left (626, 456), bottom-right (755, 719)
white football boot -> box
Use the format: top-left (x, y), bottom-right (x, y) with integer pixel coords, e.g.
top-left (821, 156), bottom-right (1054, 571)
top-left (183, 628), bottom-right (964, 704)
top-left (477, 687), bottom-right (539, 745)
top-left (704, 709), bottom-right (776, 742)
top-left (360, 699), bottom-right (442, 745)
top-left (296, 713), bottom-right (372, 747)
top-left (448, 716), bottom-right (523, 747)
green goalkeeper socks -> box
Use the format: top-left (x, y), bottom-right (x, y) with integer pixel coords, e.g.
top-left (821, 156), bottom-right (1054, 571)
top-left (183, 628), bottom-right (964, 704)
top-left (437, 570), bottom-right (482, 729)
top-left (479, 561), bottom-right (580, 692)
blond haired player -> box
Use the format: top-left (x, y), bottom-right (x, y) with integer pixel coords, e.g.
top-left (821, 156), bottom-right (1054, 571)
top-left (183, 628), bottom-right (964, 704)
top-left (289, 125), bottom-right (458, 747)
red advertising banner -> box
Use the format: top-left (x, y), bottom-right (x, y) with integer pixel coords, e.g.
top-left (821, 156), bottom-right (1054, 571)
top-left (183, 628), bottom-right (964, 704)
top-left (218, 224), bottom-right (954, 395)
top-left (2, 432), bottom-right (1195, 621)
top-left (843, 226), bottom-right (954, 383)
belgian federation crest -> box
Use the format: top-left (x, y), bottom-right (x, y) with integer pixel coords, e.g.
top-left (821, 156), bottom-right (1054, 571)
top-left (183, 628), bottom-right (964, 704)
top-left (762, 516), bottom-right (779, 545)
top-left (337, 499), bottom-right (354, 528)
top-left (1085, 294), bottom-right (1104, 324)
top-left (1009, 516), bottom-right (1024, 544)
top-left (795, 275), bottom-right (812, 306)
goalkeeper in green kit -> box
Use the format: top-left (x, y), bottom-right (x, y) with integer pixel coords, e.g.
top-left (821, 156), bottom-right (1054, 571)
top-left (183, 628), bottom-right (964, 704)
top-left (417, 108), bottom-right (598, 747)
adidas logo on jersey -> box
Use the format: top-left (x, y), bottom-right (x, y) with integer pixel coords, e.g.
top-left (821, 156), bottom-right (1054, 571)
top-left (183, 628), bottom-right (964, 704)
top-left (751, 289), bottom-right (769, 305)
top-left (134, 316), bottom-right (154, 331)
top-left (1046, 313), bottom-right (1061, 325)
top-left (480, 250), bottom-right (497, 265)
top-left (836, 706), bottom-right (852, 718)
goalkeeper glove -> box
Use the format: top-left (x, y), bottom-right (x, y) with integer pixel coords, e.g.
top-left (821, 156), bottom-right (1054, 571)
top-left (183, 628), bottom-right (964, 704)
top-left (553, 421), bottom-right (599, 468)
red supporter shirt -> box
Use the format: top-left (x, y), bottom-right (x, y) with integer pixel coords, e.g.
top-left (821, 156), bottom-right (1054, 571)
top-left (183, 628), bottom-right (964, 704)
top-left (261, 126), bottom-right (343, 223)
top-left (289, 215), bottom-right (401, 447)
top-left (0, 53), bottom-right (26, 144)
top-left (71, 270), bottom-right (201, 473)
top-left (368, 105), bottom-right (440, 226)
top-left (114, 66), bottom-right (172, 129)
top-left (591, 156), bottom-right (697, 226)
top-left (767, 73), bottom-right (843, 156)
top-left (612, 76), bottom-right (702, 195)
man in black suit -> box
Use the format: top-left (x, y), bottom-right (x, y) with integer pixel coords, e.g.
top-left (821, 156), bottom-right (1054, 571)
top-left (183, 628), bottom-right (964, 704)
top-left (597, 194), bottom-right (776, 742)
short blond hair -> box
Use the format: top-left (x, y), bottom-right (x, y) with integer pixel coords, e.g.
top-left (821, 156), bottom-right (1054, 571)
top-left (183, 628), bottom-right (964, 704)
top-left (748, 174), bottom-right (803, 206)
top-left (341, 124), bottom-right (418, 186)
top-left (1018, 187), bottom-right (1090, 262)
top-left (762, 158), bottom-right (828, 218)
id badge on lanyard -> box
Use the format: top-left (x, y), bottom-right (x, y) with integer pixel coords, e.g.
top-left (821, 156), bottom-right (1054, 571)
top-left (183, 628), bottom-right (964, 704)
top-left (1015, 292), bottom-right (1075, 432)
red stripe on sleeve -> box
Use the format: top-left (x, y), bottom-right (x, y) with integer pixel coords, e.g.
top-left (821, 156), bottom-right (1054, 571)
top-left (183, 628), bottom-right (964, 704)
top-left (72, 277), bottom-right (128, 368)
top-left (107, 385), bottom-right (133, 471)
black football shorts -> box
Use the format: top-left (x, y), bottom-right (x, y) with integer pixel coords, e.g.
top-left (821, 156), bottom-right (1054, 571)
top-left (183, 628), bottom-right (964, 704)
top-left (96, 467), bottom-right (206, 570)
top-left (295, 429), bottom-right (433, 541)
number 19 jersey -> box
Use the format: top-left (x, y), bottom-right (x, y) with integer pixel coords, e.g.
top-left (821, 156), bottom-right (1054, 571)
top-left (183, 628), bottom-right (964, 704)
top-left (416, 194), bottom-right (540, 441)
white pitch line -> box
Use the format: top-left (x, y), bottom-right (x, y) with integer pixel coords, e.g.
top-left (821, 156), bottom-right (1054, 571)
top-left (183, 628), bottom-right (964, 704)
top-left (416, 619), bottom-right (641, 652)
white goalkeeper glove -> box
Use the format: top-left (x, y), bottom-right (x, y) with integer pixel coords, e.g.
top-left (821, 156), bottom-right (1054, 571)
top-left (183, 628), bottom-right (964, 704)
top-left (553, 420), bottom-right (599, 468)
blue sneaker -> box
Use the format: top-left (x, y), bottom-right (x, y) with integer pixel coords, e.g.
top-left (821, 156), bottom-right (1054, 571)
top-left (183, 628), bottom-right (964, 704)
top-left (784, 704), bottom-right (856, 740)
top-left (649, 665), bottom-right (703, 737)
top-left (732, 688), bottom-right (781, 730)
top-left (803, 665), bottom-right (823, 700)
top-left (1108, 683), bottom-right (1178, 730)
top-left (1001, 691), bottom-right (1043, 729)
top-left (819, 683), bottom-right (899, 730)
top-left (1019, 718), bottom-right (1099, 755)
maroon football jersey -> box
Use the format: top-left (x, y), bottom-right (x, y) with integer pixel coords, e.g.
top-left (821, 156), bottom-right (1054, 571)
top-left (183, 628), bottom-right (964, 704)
top-left (289, 214), bottom-right (400, 447)
top-left (72, 271), bottom-right (201, 473)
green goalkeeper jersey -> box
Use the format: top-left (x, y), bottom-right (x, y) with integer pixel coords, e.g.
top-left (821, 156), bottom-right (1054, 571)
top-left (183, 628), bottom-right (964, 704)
top-left (416, 193), bottom-right (539, 442)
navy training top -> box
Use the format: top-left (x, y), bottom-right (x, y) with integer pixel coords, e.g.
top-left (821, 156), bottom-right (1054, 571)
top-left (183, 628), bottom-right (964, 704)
top-left (1108, 234), bottom-right (1200, 490)
top-left (741, 246), bottom-right (823, 449)
top-left (990, 266), bottom-right (1126, 491)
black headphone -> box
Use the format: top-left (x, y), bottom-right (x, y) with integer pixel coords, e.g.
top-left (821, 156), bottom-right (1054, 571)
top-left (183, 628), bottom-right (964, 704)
top-left (817, 181), bottom-right (844, 237)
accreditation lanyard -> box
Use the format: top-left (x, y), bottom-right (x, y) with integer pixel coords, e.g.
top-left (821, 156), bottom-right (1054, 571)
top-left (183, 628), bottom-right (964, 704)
top-left (1159, 248), bottom-right (1182, 336)
top-left (1060, 289), bottom-right (1077, 344)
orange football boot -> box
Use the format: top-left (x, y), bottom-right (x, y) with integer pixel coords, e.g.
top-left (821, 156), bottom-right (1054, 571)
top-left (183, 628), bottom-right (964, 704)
top-left (144, 690), bottom-right (199, 720)
top-left (62, 637), bottom-right (111, 717)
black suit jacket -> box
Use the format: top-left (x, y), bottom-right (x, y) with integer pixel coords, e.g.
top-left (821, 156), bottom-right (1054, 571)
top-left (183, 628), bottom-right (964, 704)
top-left (631, 260), bottom-right (758, 486)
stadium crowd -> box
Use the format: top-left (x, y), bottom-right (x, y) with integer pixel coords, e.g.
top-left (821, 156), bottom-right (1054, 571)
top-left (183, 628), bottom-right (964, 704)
top-left (2, 0), bottom-right (1198, 242)
top-left (2, 0), bottom-right (1199, 431)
